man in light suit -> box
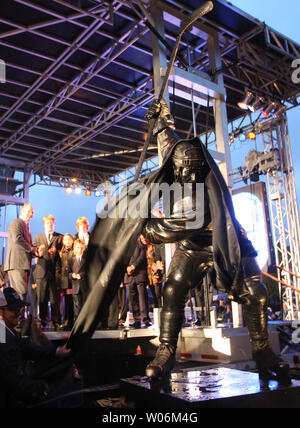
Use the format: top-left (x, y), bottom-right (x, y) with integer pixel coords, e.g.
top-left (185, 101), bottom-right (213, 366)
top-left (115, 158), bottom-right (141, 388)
top-left (4, 204), bottom-right (40, 301)
top-left (33, 215), bottom-right (63, 330)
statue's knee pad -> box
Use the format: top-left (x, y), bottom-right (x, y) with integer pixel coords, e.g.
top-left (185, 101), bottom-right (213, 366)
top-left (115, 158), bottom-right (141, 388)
top-left (241, 257), bottom-right (268, 307)
top-left (162, 272), bottom-right (190, 311)
top-left (244, 276), bottom-right (268, 308)
top-left (162, 281), bottom-right (178, 301)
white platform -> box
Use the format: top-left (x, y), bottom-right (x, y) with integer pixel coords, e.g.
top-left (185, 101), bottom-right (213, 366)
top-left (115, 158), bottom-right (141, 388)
top-left (178, 324), bottom-right (281, 364)
top-left (45, 326), bottom-right (156, 341)
top-left (45, 321), bottom-right (287, 366)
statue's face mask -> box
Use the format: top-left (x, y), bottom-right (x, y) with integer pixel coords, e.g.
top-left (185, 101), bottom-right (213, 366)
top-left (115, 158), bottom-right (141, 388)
top-left (172, 141), bottom-right (209, 183)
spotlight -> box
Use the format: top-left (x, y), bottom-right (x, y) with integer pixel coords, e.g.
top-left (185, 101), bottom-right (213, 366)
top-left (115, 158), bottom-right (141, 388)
top-left (239, 132), bottom-right (247, 142)
top-left (229, 134), bottom-right (235, 145)
top-left (65, 185), bottom-right (72, 194)
top-left (261, 101), bottom-right (276, 118)
top-left (245, 150), bottom-right (260, 182)
top-left (95, 183), bottom-right (102, 197)
top-left (85, 188), bottom-right (92, 196)
top-left (248, 96), bottom-right (264, 113)
top-left (245, 149), bottom-right (281, 182)
top-left (247, 131), bottom-right (256, 140)
top-left (71, 178), bottom-right (77, 183)
top-left (75, 186), bottom-right (82, 194)
top-left (238, 91), bottom-right (254, 110)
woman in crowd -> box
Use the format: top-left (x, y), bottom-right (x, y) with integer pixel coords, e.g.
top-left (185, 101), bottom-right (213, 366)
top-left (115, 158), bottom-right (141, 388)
top-left (144, 237), bottom-right (164, 309)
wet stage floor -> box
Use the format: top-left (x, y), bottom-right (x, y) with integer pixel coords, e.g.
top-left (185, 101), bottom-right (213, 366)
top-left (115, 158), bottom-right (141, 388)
top-left (121, 367), bottom-right (300, 408)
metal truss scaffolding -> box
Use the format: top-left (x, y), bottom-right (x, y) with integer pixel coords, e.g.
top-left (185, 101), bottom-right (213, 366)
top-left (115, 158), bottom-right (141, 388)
top-left (0, 0), bottom-right (299, 189)
top-left (262, 118), bottom-right (300, 320)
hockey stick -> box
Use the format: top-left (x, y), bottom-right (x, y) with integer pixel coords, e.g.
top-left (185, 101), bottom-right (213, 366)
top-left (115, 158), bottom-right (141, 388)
top-left (130, 0), bottom-right (188, 70)
top-left (134, 1), bottom-right (214, 181)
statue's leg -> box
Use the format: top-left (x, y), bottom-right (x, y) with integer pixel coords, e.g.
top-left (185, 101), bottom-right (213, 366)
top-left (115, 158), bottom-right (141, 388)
top-left (146, 246), bottom-right (212, 380)
top-left (240, 257), bottom-right (289, 381)
top-left (146, 249), bottom-right (191, 379)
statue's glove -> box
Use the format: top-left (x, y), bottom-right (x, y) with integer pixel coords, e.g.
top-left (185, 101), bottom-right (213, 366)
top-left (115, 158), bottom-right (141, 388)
top-left (145, 99), bottom-right (162, 121)
top-left (145, 99), bottom-right (175, 135)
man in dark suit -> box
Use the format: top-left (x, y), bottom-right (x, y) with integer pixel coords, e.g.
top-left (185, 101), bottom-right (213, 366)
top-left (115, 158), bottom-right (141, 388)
top-left (4, 204), bottom-right (40, 301)
top-left (127, 235), bottom-right (151, 328)
top-left (29, 258), bottom-right (39, 320)
top-left (33, 215), bottom-right (63, 330)
top-left (68, 239), bottom-right (86, 322)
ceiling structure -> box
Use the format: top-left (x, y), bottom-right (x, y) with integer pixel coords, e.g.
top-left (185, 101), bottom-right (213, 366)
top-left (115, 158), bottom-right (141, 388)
top-left (0, 0), bottom-right (299, 191)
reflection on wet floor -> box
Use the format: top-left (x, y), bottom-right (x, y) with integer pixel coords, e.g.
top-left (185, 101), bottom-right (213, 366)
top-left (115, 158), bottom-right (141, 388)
top-left (126, 367), bottom-right (299, 404)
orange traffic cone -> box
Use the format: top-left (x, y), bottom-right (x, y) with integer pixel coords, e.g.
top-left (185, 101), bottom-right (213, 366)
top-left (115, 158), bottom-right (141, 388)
top-left (135, 345), bottom-right (142, 356)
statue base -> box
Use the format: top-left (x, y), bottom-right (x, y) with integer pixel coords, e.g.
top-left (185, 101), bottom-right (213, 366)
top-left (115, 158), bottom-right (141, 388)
top-left (121, 367), bottom-right (300, 408)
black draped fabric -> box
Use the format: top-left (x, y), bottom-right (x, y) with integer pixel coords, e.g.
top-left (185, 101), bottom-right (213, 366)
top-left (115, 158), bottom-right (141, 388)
top-left (67, 137), bottom-right (246, 352)
top-left (66, 174), bottom-right (164, 351)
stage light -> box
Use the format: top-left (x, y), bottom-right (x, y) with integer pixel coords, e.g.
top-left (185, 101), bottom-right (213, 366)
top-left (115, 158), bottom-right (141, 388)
top-left (95, 183), bottom-right (102, 197)
top-left (71, 178), bottom-right (77, 183)
top-left (75, 186), bottom-right (82, 194)
top-left (229, 134), bottom-right (235, 145)
top-left (238, 91), bottom-right (254, 110)
top-left (65, 185), bottom-right (72, 194)
top-left (247, 131), bottom-right (256, 140)
top-left (85, 188), bottom-right (92, 196)
top-left (239, 132), bottom-right (247, 142)
top-left (248, 96), bottom-right (264, 113)
top-left (261, 101), bottom-right (276, 118)
top-left (244, 149), bottom-right (280, 183)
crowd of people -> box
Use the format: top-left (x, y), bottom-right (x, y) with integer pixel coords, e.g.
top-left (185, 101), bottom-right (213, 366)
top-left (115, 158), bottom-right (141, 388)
top-left (2, 203), bottom-right (281, 334)
top-left (0, 202), bottom-right (243, 333)
top-left (0, 204), bottom-right (166, 331)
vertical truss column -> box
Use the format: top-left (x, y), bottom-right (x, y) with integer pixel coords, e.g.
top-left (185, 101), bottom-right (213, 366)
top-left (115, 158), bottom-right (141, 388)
top-left (151, 6), bottom-right (170, 164)
top-left (207, 33), bottom-right (232, 187)
top-left (262, 118), bottom-right (300, 320)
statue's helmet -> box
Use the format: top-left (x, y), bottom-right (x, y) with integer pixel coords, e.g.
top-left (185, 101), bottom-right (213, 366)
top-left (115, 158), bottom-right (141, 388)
top-left (172, 140), bottom-right (209, 182)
